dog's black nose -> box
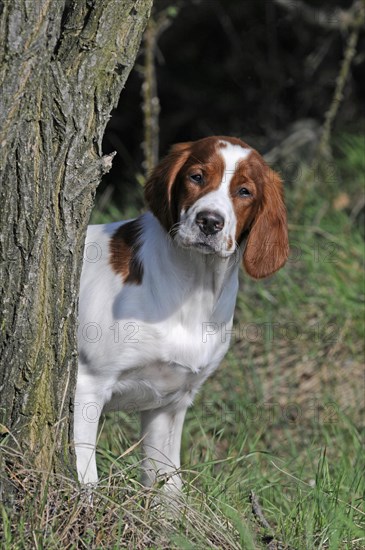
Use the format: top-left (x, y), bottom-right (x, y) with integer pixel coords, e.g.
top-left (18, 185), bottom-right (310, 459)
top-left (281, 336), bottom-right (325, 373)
top-left (195, 210), bottom-right (225, 236)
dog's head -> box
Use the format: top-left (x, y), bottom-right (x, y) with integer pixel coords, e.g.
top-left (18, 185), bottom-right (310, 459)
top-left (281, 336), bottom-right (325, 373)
top-left (145, 136), bottom-right (289, 278)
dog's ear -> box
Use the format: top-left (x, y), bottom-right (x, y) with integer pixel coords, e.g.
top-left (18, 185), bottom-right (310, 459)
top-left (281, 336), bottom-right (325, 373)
top-left (243, 168), bottom-right (289, 279)
top-left (145, 142), bottom-right (192, 231)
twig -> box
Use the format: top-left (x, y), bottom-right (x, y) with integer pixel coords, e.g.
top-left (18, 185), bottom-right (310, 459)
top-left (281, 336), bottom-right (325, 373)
top-left (250, 491), bottom-right (289, 549)
top-left (141, 19), bottom-right (160, 177)
top-left (318, 10), bottom-right (364, 157)
top-left (141, 10), bottom-right (176, 176)
top-left (249, 490), bottom-right (273, 531)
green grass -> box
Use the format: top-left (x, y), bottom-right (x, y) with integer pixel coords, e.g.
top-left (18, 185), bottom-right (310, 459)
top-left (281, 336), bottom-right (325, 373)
top-left (1, 133), bottom-right (364, 548)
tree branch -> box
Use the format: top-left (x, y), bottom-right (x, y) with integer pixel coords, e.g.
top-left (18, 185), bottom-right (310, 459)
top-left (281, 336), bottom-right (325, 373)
top-left (141, 7), bottom-right (178, 176)
top-left (318, 6), bottom-right (364, 156)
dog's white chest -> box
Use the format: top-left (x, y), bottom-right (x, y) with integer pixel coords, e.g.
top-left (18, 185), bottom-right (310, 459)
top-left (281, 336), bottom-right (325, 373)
top-left (78, 217), bottom-right (239, 413)
top-left (104, 308), bottom-right (233, 412)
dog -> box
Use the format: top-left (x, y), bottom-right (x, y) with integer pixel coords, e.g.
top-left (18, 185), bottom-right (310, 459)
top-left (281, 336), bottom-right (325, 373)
top-left (74, 136), bottom-right (289, 489)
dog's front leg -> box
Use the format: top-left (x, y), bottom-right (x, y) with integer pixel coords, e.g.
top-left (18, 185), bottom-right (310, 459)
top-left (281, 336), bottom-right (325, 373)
top-left (74, 374), bottom-right (104, 484)
top-left (140, 405), bottom-right (187, 491)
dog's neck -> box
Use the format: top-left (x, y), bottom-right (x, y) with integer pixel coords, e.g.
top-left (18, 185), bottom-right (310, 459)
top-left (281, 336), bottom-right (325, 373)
top-left (140, 212), bottom-right (241, 313)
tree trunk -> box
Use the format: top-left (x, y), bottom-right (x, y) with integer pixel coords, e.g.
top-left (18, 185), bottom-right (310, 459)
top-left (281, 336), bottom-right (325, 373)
top-left (0, 0), bottom-right (152, 491)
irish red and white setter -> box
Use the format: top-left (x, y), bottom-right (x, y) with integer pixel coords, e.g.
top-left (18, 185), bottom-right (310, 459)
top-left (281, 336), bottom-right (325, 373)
top-left (75, 136), bottom-right (289, 488)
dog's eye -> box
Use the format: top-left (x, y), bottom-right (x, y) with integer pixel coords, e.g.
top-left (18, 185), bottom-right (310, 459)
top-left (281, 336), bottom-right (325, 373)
top-left (238, 187), bottom-right (252, 197)
top-left (190, 173), bottom-right (203, 184)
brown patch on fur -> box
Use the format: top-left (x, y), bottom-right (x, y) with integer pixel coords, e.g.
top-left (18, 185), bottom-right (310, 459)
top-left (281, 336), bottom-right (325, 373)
top-left (110, 219), bottom-right (144, 284)
top-left (218, 135), bottom-right (251, 150)
top-left (229, 152), bottom-right (265, 244)
top-left (145, 137), bottom-right (229, 230)
top-left (144, 143), bottom-right (192, 231)
top-left (227, 236), bottom-right (233, 249)
top-left (230, 151), bottom-right (289, 279)
top-left (175, 140), bottom-right (225, 215)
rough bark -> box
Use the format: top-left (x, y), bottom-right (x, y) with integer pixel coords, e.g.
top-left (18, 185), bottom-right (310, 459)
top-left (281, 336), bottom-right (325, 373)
top-left (0, 0), bottom-right (152, 491)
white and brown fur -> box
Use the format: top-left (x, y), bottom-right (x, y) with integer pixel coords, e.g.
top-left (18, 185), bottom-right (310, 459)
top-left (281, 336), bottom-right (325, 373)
top-left (75, 136), bottom-right (289, 488)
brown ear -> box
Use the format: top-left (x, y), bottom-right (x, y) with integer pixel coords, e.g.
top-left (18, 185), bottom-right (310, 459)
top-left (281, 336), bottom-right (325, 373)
top-left (144, 142), bottom-right (192, 231)
top-left (243, 169), bottom-right (289, 279)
